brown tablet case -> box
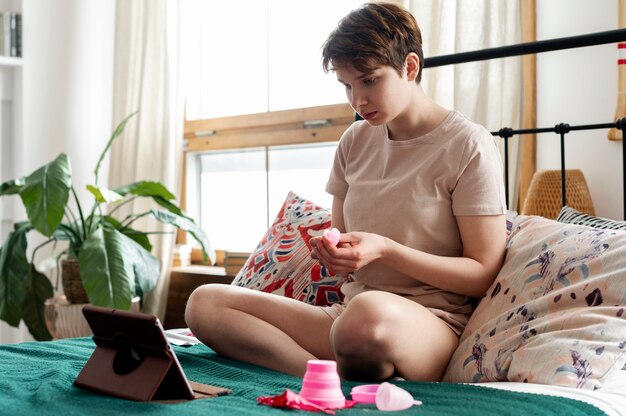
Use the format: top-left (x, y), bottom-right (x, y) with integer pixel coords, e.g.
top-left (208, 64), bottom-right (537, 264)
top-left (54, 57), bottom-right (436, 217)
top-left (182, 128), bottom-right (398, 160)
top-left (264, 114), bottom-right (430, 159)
top-left (74, 305), bottom-right (231, 402)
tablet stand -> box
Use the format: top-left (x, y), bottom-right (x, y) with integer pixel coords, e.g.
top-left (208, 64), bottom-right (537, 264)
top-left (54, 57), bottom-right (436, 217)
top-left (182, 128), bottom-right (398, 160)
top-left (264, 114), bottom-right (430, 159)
top-left (74, 306), bottom-right (231, 402)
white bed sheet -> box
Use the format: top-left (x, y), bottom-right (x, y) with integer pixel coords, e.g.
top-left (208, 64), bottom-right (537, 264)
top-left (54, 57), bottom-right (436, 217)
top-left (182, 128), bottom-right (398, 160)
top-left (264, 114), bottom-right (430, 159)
top-left (477, 371), bottom-right (626, 416)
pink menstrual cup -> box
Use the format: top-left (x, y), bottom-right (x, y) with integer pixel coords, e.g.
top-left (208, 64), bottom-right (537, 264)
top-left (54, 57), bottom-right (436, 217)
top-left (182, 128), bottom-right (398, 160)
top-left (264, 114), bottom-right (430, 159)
top-left (323, 228), bottom-right (340, 246)
top-left (350, 384), bottom-right (379, 404)
top-left (299, 360), bottom-right (346, 409)
top-left (375, 382), bottom-right (422, 411)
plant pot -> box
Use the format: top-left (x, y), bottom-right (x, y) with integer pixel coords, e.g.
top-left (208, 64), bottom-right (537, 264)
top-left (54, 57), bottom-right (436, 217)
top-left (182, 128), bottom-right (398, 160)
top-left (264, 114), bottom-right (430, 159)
top-left (44, 295), bottom-right (141, 339)
top-left (61, 258), bottom-right (90, 304)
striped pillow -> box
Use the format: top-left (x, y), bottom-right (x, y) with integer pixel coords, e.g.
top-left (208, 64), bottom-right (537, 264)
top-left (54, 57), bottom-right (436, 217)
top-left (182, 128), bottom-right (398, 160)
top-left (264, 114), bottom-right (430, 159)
top-left (557, 205), bottom-right (626, 230)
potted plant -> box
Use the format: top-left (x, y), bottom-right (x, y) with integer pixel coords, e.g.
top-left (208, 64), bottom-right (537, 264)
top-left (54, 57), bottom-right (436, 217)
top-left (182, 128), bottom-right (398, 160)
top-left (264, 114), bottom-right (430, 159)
top-left (0, 113), bottom-right (214, 341)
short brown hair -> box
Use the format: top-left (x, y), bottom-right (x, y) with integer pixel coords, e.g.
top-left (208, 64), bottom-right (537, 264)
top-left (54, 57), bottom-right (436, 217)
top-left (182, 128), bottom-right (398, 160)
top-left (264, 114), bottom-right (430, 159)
top-left (321, 2), bottom-right (424, 83)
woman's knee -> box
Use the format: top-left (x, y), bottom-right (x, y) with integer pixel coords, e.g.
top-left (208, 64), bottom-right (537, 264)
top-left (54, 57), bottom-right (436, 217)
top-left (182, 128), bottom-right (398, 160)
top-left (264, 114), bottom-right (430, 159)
top-left (184, 284), bottom-right (230, 330)
top-left (330, 292), bottom-right (401, 380)
top-left (332, 292), bottom-right (399, 359)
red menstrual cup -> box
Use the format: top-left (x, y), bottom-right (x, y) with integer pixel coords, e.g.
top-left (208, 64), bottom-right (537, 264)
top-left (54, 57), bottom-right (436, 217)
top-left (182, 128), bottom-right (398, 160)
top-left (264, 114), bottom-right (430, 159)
top-left (299, 360), bottom-right (346, 409)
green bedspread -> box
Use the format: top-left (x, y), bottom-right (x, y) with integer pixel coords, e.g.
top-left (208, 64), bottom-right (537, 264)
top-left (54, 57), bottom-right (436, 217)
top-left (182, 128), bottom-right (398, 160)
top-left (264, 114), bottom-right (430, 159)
top-left (0, 337), bottom-right (606, 416)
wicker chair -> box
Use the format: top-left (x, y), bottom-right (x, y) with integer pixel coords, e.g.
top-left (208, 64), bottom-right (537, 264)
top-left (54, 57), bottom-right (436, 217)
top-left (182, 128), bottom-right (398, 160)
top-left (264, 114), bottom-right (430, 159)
top-left (521, 169), bottom-right (595, 219)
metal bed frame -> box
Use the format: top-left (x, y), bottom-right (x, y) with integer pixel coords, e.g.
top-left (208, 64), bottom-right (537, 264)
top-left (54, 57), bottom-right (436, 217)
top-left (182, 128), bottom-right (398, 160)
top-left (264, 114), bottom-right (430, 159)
top-left (423, 28), bottom-right (626, 219)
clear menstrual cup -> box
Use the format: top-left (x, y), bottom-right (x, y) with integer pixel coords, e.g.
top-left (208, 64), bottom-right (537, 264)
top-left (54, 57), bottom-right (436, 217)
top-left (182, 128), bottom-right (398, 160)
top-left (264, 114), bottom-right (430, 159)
top-left (375, 382), bottom-right (422, 411)
top-left (299, 360), bottom-right (346, 409)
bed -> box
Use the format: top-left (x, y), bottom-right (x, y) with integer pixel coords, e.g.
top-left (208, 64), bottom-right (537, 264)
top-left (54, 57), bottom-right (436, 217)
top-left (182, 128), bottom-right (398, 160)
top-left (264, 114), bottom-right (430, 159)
top-left (0, 336), bottom-right (621, 416)
top-left (2, 27), bottom-right (626, 416)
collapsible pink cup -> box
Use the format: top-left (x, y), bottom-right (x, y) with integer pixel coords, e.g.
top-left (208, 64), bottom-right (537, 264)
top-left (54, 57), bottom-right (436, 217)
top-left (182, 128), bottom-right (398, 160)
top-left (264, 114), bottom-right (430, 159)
top-left (299, 360), bottom-right (346, 409)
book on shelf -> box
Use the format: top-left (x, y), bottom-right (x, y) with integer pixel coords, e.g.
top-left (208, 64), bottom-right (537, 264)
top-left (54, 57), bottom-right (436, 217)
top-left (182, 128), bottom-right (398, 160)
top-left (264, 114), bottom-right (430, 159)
top-left (14, 13), bottom-right (21, 57)
top-left (0, 11), bottom-right (22, 57)
top-left (224, 251), bottom-right (251, 276)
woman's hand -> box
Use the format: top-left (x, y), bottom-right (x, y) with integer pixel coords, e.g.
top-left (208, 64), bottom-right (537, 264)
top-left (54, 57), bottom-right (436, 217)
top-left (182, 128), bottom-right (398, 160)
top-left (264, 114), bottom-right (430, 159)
top-left (310, 231), bottom-right (387, 276)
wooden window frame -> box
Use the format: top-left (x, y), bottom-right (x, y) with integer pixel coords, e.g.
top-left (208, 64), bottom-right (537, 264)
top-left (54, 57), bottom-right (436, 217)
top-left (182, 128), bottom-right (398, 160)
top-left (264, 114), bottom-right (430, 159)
top-left (184, 103), bottom-right (354, 151)
top-left (519, 0), bottom-right (537, 211)
top-left (178, 103), bottom-right (354, 254)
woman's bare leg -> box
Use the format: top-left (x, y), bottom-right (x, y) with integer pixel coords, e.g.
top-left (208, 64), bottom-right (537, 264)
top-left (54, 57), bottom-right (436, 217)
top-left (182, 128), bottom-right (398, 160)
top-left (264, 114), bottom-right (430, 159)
top-left (330, 290), bottom-right (459, 381)
top-left (185, 284), bottom-right (335, 377)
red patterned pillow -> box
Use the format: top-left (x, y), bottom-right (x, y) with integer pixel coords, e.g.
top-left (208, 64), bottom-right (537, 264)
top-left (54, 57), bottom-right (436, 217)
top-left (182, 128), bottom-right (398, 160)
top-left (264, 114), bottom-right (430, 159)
top-left (231, 191), bottom-right (344, 306)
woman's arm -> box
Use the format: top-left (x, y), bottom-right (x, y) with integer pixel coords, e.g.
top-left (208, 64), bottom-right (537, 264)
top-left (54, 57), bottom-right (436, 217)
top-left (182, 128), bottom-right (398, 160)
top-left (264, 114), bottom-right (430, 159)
top-left (330, 196), bottom-right (346, 232)
top-left (312, 208), bottom-right (506, 297)
top-left (380, 215), bottom-right (506, 297)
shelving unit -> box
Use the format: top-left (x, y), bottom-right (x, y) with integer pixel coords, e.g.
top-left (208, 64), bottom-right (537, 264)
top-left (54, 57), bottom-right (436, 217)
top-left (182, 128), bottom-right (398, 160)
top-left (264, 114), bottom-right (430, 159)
top-left (0, 56), bottom-right (20, 67)
top-left (0, 0), bottom-right (22, 345)
top-left (0, 0), bottom-right (22, 245)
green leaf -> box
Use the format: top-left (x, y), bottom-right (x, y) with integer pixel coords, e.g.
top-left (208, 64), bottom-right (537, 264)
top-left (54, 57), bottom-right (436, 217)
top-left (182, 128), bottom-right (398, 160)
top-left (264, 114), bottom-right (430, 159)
top-left (19, 153), bottom-right (72, 237)
top-left (87, 185), bottom-right (123, 204)
top-left (79, 226), bottom-right (135, 310)
top-left (54, 223), bottom-right (84, 257)
top-left (0, 223), bottom-right (31, 326)
top-left (150, 209), bottom-right (216, 265)
top-left (0, 176), bottom-right (26, 195)
top-left (121, 235), bottom-right (160, 300)
top-left (88, 222), bottom-right (159, 301)
top-left (120, 230), bottom-right (153, 253)
top-left (152, 196), bottom-right (187, 218)
top-left (113, 181), bottom-right (176, 201)
top-left (21, 264), bottom-right (53, 341)
top-left (102, 216), bottom-right (152, 252)
top-left (94, 112), bottom-right (138, 184)
top-left (54, 223), bottom-right (80, 243)
top-left (112, 181), bottom-right (190, 218)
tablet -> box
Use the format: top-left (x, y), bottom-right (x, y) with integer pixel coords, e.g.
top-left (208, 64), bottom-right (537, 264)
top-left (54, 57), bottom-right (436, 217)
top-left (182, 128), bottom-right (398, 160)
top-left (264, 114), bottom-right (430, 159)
top-left (74, 305), bottom-right (197, 402)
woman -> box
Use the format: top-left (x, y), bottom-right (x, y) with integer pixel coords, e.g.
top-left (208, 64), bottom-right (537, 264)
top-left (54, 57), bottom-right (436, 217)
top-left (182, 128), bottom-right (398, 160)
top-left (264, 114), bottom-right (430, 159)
top-left (185, 2), bottom-right (506, 382)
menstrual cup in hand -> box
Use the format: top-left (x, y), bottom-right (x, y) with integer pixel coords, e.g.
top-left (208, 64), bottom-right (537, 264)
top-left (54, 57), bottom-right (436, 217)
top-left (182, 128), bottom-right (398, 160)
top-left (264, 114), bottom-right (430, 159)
top-left (323, 228), bottom-right (340, 246)
top-left (375, 382), bottom-right (422, 411)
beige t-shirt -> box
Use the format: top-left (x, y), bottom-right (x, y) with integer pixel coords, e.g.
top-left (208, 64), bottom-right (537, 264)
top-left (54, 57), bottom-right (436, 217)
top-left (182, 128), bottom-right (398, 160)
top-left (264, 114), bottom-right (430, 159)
top-left (325, 110), bottom-right (507, 334)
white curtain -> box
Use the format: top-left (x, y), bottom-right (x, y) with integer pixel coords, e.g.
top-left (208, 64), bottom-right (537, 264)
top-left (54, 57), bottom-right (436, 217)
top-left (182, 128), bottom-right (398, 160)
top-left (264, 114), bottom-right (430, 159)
top-left (406, 0), bottom-right (523, 208)
top-left (109, 0), bottom-right (186, 320)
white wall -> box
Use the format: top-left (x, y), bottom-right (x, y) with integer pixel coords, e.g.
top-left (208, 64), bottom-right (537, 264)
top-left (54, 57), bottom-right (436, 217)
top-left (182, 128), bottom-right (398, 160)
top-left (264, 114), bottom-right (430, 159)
top-left (23, 0), bottom-right (115, 199)
top-left (0, 0), bottom-right (115, 344)
top-left (536, 0), bottom-right (623, 220)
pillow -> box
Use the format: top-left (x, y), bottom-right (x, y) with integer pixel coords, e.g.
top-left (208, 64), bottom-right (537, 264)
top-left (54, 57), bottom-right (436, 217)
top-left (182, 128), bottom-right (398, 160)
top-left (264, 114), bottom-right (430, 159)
top-left (443, 214), bottom-right (626, 390)
top-left (557, 205), bottom-right (626, 231)
top-left (231, 191), bottom-right (344, 306)
top-left (506, 210), bottom-right (518, 236)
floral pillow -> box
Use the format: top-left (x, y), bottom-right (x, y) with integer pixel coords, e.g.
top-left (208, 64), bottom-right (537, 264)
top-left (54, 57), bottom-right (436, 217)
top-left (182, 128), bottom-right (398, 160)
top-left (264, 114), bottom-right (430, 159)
top-left (443, 214), bottom-right (626, 390)
top-left (230, 191), bottom-right (344, 306)
top-left (506, 210), bottom-right (518, 235)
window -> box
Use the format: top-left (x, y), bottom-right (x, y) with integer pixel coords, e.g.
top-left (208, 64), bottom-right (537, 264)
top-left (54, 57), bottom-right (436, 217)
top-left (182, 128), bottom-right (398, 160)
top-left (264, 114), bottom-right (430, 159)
top-left (182, 2), bottom-right (361, 254)
top-left (182, 0), bottom-right (363, 120)
top-left (197, 143), bottom-right (337, 252)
